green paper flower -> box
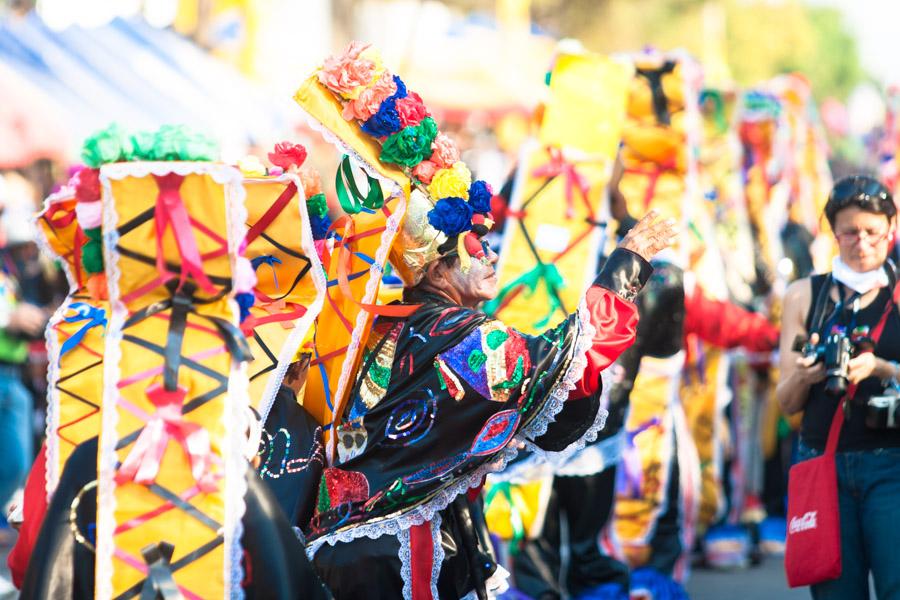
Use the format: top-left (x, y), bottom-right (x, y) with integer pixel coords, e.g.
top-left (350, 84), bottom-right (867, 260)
top-left (379, 117), bottom-right (438, 167)
top-left (81, 124), bottom-right (128, 168)
top-left (306, 193), bottom-right (328, 218)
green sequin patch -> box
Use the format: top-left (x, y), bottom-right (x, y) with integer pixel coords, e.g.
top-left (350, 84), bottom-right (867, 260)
top-left (486, 329), bottom-right (509, 350)
top-left (468, 350), bottom-right (487, 372)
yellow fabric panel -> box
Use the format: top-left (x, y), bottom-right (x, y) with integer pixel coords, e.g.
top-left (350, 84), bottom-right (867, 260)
top-left (682, 346), bottom-right (723, 530)
top-left (53, 300), bottom-right (107, 482)
top-left (104, 171), bottom-right (237, 598)
top-left (494, 146), bottom-right (609, 334)
top-left (539, 53), bottom-right (632, 156)
top-left (613, 365), bottom-right (677, 562)
top-left (242, 177), bottom-right (322, 411)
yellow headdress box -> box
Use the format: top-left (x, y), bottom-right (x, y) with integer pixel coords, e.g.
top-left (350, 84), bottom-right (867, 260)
top-left (240, 173), bottom-right (326, 419)
top-left (95, 162), bottom-right (252, 598)
top-left (294, 76), bottom-right (409, 436)
top-left (36, 190), bottom-right (108, 498)
top-left (488, 52), bottom-right (632, 334)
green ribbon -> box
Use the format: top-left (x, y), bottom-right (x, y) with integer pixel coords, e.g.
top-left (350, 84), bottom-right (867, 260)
top-left (484, 262), bottom-right (565, 329)
top-left (484, 482), bottom-right (526, 554)
top-left (335, 156), bottom-right (384, 215)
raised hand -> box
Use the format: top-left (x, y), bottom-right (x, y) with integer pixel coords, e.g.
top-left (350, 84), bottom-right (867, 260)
top-left (618, 210), bottom-right (678, 261)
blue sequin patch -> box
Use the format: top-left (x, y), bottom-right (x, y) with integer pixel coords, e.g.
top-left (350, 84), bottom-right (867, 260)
top-left (469, 409), bottom-right (520, 456)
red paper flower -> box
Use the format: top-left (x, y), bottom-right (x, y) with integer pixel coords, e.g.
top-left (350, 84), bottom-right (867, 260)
top-left (73, 167), bottom-right (101, 203)
top-left (396, 91), bottom-right (429, 128)
top-left (268, 142), bottom-right (308, 170)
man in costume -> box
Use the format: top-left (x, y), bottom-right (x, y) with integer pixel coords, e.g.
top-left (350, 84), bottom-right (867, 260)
top-left (306, 192), bottom-right (674, 599)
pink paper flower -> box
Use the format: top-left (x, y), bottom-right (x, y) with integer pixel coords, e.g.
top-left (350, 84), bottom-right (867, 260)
top-left (318, 41), bottom-right (379, 99)
top-left (342, 71), bottom-right (398, 121)
top-left (430, 133), bottom-right (459, 169)
top-left (412, 160), bottom-right (439, 184)
top-left (396, 91), bottom-right (429, 127)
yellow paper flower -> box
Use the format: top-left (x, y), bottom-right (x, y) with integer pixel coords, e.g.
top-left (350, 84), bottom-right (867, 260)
top-left (238, 155), bottom-right (267, 177)
top-left (428, 161), bottom-right (472, 200)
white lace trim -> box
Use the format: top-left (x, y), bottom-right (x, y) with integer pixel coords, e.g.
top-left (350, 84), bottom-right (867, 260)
top-left (398, 513), bottom-right (445, 600)
top-left (95, 167), bottom-right (127, 600)
top-left (297, 107), bottom-right (409, 458)
top-left (256, 173), bottom-right (327, 424)
top-left (307, 295), bottom-right (598, 558)
top-left (223, 168), bottom-right (250, 599)
top-left (555, 430), bottom-right (625, 478)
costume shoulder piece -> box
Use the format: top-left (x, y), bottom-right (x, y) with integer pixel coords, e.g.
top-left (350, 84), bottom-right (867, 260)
top-left (70, 124), bottom-right (254, 598)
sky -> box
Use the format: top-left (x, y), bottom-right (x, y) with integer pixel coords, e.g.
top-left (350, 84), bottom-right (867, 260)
top-left (806, 0), bottom-right (900, 86)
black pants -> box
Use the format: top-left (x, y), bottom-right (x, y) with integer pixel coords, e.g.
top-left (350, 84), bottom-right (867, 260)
top-left (513, 467), bottom-right (629, 599)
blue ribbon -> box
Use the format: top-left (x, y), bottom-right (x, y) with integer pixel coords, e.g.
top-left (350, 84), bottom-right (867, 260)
top-left (251, 255), bottom-right (283, 290)
top-left (58, 302), bottom-right (107, 362)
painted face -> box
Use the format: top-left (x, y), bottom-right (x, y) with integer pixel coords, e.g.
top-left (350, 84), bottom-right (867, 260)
top-left (431, 235), bottom-right (498, 307)
top-left (833, 206), bottom-right (894, 273)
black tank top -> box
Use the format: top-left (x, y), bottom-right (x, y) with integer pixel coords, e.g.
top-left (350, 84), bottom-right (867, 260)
top-left (801, 274), bottom-right (900, 452)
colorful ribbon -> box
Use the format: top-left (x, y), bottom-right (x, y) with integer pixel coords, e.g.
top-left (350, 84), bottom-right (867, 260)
top-left (116, 382), bottom-right (218, 493)
top-left (530, 146), bottom-right (591, 219)
top-left (152, 173), bottom-right (216, 295)
top-left (484, 262), bottom-right (564, 329)
top-left (335, 155), bottom-right (385, 215)
top-left (251, 255), bottom-right (283, 290)
top-left (58, 302), bottom-right (107, 362)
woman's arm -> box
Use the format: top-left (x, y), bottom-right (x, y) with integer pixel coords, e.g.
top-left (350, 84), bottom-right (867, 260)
top-left (776, 278), bottom-right (824, 414)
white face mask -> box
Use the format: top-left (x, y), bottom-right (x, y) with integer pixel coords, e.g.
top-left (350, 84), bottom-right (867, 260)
top-left (832, 255), bottom-right (889, 294)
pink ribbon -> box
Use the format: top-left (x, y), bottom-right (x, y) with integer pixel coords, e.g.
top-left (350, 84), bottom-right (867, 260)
top-left (530, 146), bottom-right (591, 218)
top-left (153, 174), bottom-right (216, 295)
top-left (116, 383), bottom-right (218, 493)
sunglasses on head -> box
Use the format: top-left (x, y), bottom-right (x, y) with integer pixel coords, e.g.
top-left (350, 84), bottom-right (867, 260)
top-left (830, 177), bottom-right (890, 205)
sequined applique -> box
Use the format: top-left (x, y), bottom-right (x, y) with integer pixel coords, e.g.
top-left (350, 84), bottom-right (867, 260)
top-left (383, 390), bottom-right (438, 446)
top-left (434, 358), bottom-right (465, 400)
top-left (335, 418), bottom-right (369, 463)
top-left (402, 452), bottom-right (468, 486)
top-left (357, 322), bottom-right (403, 412)
top-left (258, 426), bottom-right (325, 479)
top-left (439, 328), bottom-right (492, 400)
top-left (316, 467), bottom-right (371, 513)
top-left (469, 409), bottom-right (520, 456)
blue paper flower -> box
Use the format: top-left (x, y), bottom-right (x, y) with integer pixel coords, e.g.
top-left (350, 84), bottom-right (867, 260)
top-left (361, 98), bottom-right (402, 138)
top-left (428, 197), bottom-right (473, 236)
top-left (392, 75), bottom-right (408, 100)
top-left (310, 213), bottom-right (333, 240)
top-left (468, 180), bottom-right (493, 214)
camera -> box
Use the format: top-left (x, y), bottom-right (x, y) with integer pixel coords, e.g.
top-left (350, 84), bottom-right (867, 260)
top-left (793, 325), bottom-right (874, 397)
top-left (866, 391), bottom-right (900, 429)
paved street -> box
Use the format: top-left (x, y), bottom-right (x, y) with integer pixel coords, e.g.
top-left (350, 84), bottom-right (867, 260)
top-left (687, 556), bottom-right (807, 600)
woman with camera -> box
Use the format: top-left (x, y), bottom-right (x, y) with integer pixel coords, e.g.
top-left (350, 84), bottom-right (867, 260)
top-left (778, 175), bottom-right (900, 599)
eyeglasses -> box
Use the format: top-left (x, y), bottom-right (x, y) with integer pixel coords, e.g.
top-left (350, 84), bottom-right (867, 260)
top-left (830, 176), bottom-right (891, 205)
top-left (834, 229), bottom-right (891, 246)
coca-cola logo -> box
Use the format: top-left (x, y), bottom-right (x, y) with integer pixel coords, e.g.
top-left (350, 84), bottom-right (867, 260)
top-left (789, 511), bottom-right (818, 534)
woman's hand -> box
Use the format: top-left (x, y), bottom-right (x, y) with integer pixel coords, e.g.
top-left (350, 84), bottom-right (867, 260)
top-left (795, 333), bottom-right (827, 386)
top-left (619, 210), bottom-right (678, 261)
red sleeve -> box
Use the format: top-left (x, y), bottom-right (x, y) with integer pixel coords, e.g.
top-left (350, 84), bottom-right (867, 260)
top-left (569, 286), bottom-right (640, 399)
top-left (683, 287), bottom-right (779, 352)
top-left (8, 443), bottom-right (49, 589)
